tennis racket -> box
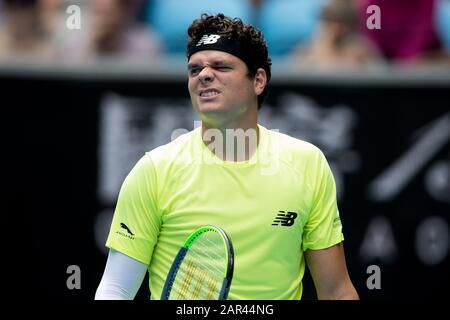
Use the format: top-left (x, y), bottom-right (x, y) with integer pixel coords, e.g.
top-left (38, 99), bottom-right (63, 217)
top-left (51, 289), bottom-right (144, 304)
top-left (161, 225), bottom-right (234, 300)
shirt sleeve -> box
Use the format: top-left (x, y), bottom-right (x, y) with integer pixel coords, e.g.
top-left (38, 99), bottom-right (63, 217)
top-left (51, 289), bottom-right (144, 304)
top-left (106, 153), bottom-right (161, 265)
top-left (302, 149), bottom-right (344, 251)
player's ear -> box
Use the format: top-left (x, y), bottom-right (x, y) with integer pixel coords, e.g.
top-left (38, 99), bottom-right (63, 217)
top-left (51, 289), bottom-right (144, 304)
top-left (253, 68), bottom-right (267, 96)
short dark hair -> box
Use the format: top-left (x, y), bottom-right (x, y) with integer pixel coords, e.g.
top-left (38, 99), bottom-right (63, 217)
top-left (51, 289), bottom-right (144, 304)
top-left (187, 13), bottom-right (272, 109)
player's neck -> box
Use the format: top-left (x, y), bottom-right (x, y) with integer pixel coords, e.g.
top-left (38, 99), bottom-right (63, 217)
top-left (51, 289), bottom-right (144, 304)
top-left (201, 118), bottom-right (259, 162)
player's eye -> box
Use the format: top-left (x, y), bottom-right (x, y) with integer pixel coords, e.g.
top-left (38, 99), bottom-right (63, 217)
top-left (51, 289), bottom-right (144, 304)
top-left (189, 68), bottom-right (200, 76)
top-left (216, 66), bottom-right (231, 71)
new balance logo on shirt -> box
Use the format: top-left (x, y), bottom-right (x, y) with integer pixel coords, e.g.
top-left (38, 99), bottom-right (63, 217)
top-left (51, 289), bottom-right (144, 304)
top-left (272, 211), bottom-right (298, 227)
top-left (196, 34), bottom-right (221, 46)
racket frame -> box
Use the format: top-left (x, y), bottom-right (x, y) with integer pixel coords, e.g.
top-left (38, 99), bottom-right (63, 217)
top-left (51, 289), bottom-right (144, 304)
top-left (161, 225), bottom-right (234, 300)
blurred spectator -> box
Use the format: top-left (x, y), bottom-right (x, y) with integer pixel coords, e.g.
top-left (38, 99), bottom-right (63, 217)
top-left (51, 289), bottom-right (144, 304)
top-left (147, 0), bottom-right (252, 56)
top-left (258, 0), bottom-right (324, 57)
top-left (249, 0), bottom-right (263, 7)
top-left (434, 0), bottom-right (450, 62)
top-left (38, 0), bottom-right (63, 36)
top-left (59, 0), bottom-right (163, 63)
top-left (0, 0), bottom-right (56, 62)
top-left (358, 0), bottom-right (445, 65)
top-left (293, 0), bottom-right (381, 70)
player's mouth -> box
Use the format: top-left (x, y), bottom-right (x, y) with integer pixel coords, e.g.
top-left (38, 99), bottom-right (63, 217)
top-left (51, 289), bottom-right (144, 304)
top-left (198, 88), bottom-right (221, 99)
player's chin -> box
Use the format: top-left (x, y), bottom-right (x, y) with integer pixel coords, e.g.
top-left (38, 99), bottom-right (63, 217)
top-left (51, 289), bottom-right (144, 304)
top-left (195, 101), bottom-right (227, 114)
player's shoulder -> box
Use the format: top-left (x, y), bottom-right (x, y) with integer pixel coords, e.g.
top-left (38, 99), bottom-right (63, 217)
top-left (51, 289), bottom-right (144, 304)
top-left (264, 126), bottom-right (323, 159)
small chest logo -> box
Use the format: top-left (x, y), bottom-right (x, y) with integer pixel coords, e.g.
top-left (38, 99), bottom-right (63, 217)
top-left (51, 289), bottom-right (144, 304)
top-left (196, 34), bottom-right (221, 46)
top-left (272, 211), bottom-right (298, 227)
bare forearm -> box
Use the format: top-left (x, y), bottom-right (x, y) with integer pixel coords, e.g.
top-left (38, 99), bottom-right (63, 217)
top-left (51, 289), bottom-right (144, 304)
top-left (334, 289), bottom-right (359, 300)
top-left (318, 285), bottom-right (359, 300)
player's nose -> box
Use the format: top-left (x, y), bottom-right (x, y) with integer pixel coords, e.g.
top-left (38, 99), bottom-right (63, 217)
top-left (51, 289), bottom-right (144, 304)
top-left (198, 67), bottom-right (215, 84)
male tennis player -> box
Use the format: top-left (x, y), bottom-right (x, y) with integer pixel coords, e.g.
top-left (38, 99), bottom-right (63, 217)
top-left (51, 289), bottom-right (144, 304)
top-left (95, 13), bottom-right (359, 300)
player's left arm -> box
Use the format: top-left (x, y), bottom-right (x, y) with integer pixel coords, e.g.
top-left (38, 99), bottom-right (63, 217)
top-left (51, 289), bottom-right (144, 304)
top-left (305, 242), bottom-right (359, 300)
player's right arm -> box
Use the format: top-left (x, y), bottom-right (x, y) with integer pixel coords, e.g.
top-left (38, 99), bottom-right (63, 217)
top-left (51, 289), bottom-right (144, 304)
top-left (98, 154), bottom-right (161, 299)
top-left (95, 249), bottom-right (148, 300)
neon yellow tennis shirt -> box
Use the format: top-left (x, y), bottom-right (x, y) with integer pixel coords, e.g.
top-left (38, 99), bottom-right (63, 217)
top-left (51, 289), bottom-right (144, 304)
top-left (106, 124), bottom-right (344, 300)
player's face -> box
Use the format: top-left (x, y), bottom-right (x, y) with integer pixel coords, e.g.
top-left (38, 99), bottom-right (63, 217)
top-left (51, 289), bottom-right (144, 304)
top-left (188, 50), bottom-right (258, 125)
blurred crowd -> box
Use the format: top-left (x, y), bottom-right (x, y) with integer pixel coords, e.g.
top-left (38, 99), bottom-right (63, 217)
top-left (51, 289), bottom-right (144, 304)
top-left (0, 0), bottom-right (449, 69)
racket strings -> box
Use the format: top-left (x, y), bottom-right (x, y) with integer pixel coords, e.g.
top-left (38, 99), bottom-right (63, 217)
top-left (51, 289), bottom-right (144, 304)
top-left (169, 232), bottom-right (226, 299)
top-left (176, 260), bottom-right (196, 298)
top-left (171, 253), bottom-right (223, 298)
top-left (171, 257), bottom-right (223, 299)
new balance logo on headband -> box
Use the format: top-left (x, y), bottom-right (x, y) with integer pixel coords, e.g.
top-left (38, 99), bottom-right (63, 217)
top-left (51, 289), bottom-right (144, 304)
top-left (196, 34), bottom-right (221, 46)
